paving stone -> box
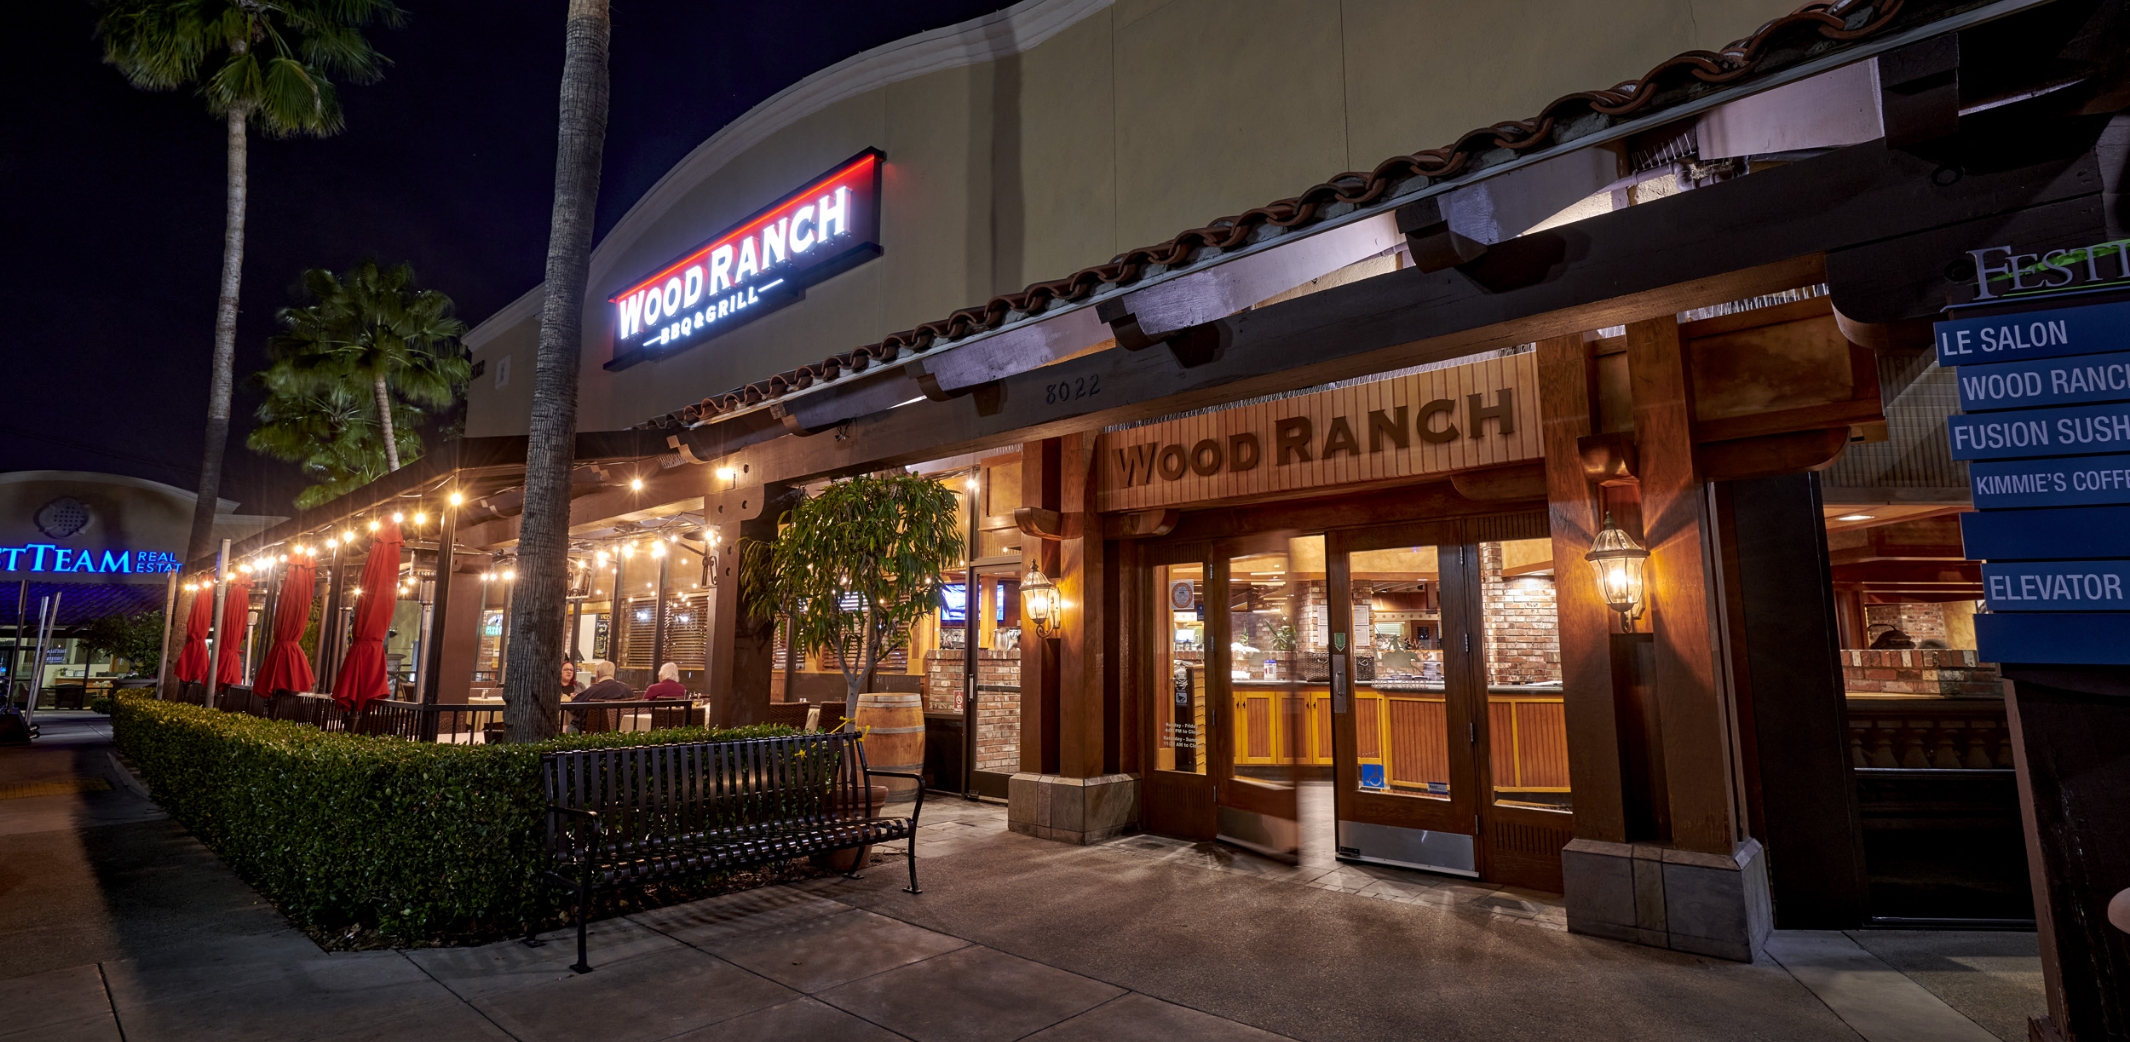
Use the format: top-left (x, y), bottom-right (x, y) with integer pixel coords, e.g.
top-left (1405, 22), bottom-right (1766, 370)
top-left (1023, 993), bottom-right (1296, 1042)
top-left (817, 945), bottom-right (1123, 1042)
top-left (700, 908), bottom-right (968, 993)
top-left (0, 963), bottom-right (115, 1038)
top-left (407, 917), bottom-right (684, 1001)
top-left (631, 886), bottom-right (851, 948)
top-left (662, 996), bottom-right (910, 1042)
top-left (105, 952), bottom-right (450, 1042)
top-left (463, 943), bottom-right (795, 1042)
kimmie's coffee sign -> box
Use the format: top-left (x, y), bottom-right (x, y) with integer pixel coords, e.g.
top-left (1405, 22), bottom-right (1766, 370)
top-left (1095, 353), bottom-right (1542, 512)
top-left (605, 149), bottom-right (884, 371)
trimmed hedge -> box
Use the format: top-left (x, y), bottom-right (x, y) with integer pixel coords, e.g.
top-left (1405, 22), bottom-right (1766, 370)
top-left (110, 693), bottom-right (792, 938)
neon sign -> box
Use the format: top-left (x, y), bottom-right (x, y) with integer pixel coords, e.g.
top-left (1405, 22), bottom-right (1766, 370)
top-left (606, 149), bottom-right (884, 371)
top-left (0, 544), bottom-right (180, 575)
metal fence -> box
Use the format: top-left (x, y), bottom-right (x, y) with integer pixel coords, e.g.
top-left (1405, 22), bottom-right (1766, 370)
top-left (173, 685), bottom-right (704, 743)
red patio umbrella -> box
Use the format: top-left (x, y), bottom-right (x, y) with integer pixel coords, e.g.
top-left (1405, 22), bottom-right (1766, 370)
top-left (173, 580), bottom-right (213, 684)
top-left (254, 555), bottom-right (318, 697)
top-left (214, 575), bottom-right (253, 688)
top-left (332, 521), bottom-right (403, 712)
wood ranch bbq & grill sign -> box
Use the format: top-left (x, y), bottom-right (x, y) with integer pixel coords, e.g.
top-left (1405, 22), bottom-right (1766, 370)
top-left (1095, 353), bottom-right (1540, 512)
top-left (605, 149), bottom-right (884, 371)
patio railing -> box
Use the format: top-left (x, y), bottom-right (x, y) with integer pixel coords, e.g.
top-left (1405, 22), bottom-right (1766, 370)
top-left (174, 683), bottom-right (704, 743)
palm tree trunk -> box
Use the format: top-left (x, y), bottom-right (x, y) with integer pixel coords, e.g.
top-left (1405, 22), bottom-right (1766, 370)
top-left (504, 0), bottom-right (610, 743)
top-left (372, 372), bottom-right (401, 471)
top-left (184, 106), bottom-right (249, 565)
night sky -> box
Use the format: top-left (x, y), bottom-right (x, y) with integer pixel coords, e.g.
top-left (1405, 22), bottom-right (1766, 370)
top-left (1, 1), bottom-right (1013, 518)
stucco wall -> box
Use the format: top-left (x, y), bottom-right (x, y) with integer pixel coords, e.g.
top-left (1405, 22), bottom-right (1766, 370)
top-left (464, 0), bottom-right (1798, 439)
top-left (0, 471), bottom-right (280, 585)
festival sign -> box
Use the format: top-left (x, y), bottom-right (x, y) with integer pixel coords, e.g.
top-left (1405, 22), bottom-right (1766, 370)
top-left (605, 149), bottom-right (884, 371)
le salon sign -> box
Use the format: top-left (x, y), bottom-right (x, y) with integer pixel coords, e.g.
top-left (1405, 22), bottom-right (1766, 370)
top-left (606, 149), bottom-right (884, 371)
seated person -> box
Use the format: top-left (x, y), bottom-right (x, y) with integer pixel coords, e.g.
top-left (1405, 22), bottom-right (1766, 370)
top-left (569, 660), bottom-right (634, 733)
top-left (644, 662), bottom-right (688, 699)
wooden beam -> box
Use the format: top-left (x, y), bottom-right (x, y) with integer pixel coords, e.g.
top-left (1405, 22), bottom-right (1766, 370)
top-left (1537, 334), bottom-right (1630, 844)
top-left (1102, 509), bottom-right (1180, 539)
top-left (1058, 432), bottom-right (1105, 778)
top-left (668, 124), bottom-right (2108, 496)
top-left (1629, 315), bottom-right (1741, 857)
top-left (1449, 462), bottom-right (1548, 501)
top-left (1695, 428), bottom-right (1850, 483)
top-left (1013, 507), bottom-right (1065, 541)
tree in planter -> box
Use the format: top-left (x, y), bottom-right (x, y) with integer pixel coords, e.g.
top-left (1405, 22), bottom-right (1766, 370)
top-left (770, 474), bottom-right (966, 700)
top-left (79, 611), bottom-right (166, 676)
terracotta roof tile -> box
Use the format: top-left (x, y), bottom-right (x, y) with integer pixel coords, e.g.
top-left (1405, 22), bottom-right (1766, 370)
top-left (645, 0), bottom-right (1907, 431)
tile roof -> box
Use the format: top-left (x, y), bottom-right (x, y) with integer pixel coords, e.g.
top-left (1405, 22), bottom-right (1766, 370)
top-left (644, 0), bottom-right (1910, 431)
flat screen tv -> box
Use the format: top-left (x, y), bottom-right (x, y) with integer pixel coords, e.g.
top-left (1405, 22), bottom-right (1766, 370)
top-left (938, 582), bottom-right (968, 626)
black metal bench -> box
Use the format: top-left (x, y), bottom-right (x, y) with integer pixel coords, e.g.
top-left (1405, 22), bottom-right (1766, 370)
top-left (540, 730), bottom-right (923, 972)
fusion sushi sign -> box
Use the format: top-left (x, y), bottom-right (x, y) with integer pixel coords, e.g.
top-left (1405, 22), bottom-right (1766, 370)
top-left (606, 149), bottom-right (884, 370)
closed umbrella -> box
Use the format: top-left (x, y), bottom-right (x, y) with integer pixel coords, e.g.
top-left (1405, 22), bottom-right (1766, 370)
top-left (332, 521), bottom-right (402, 712)
top-left (255, 555), bottom-right (317, 697)
top-left (174, 581), bottom-right (214, 684)
top-left (214, 575), bottom-right (253, 688)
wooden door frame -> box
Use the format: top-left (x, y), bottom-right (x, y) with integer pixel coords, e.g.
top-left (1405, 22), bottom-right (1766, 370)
top-left (1140, 539), bottom-right (1217, 840)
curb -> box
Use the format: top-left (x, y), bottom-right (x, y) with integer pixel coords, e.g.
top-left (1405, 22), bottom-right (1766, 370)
top-left (106, 750), bottom-right (152, 801)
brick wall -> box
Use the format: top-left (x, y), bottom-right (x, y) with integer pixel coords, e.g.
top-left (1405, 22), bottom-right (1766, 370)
top-left (1841, 648), bottom-right (2001, 696)
top-left (1865, 603), bottom-right (1948, 645)
top-left (923, 648), bottom-right (1021, 774)
top-left (1479, 542), bottom-right (1561, 686)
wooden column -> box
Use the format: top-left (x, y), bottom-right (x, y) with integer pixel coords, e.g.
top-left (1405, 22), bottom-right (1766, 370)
top-left (1626, 316), bottom-right (1742, 857)
top-left (705, 485), bottom-right (791, 727)
top-left (1021, 439), bottom-right (1061, 775)
top-left (1537, 333), bottom-right (1631, 844)
top-left (1057, 432), bottom-right (1106, 778)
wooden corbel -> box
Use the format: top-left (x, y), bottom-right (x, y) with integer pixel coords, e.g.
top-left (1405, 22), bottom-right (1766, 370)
top-left (1577, 432), bottom-right (1638, 485)
top-left (1013, 507), bottom-right (1066, 541)
top-left (1103, 509), bottom-right (1181, 539)
top-left (1396, 195), bottom-right (1487, 273)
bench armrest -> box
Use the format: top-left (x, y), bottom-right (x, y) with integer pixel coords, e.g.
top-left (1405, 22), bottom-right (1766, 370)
top-left (862, 769), bottom-right (925, 829)
top-left (545, 804), bottom-right (605, 859)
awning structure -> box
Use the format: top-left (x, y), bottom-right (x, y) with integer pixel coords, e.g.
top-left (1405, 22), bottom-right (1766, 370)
top-left (645, 0), bottom-right (2069, 474)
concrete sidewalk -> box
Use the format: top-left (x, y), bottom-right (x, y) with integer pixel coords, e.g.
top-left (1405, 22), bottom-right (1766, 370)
top-left (0, 713), bottom-right (2043, 1041)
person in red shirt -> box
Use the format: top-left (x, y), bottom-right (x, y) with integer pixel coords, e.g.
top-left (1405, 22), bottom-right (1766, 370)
top-left (644, 661), bottom-right (688, 700)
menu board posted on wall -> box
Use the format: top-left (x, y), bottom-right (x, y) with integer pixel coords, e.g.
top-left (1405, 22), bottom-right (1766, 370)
top-left (1942, 297), bottom-right (2130, 663)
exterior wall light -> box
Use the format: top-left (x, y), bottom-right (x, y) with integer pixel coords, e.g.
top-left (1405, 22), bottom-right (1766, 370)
top-left (1021, 566), bottom-right (1061, 638)
top-left (1584, 512), bottom-right (1649, 631)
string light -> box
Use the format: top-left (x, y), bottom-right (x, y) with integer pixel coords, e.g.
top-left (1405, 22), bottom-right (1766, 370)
top-left (391, 512), bottom-right (404, 523)
top-left (413, 511), bottom-right (427, 525)
top-left (368, 519), bottom-right (381, 532)
top-left (630, 477), bottom-right (644, 491)
top-left (448, 491), bottom-right (464, 507)
top-left (651, 541), bottom-right (667, 558)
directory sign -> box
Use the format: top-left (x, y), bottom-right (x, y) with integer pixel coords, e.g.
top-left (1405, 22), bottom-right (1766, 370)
top-left (1946, 296), bottom-right (2130, 662)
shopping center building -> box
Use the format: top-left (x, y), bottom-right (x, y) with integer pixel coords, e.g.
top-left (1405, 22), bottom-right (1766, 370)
top-left (181, 0), bottom-right (2130, 964)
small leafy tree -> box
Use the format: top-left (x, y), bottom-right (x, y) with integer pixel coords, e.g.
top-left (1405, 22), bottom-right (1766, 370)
top-left (79, 610), bottom-right (166, 676)
top-left (771, 474), bottom-right (965, 699)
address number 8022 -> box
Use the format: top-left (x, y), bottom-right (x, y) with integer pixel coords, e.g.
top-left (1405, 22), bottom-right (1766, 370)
top-left (1043, 374), bottom-right (1101, 405)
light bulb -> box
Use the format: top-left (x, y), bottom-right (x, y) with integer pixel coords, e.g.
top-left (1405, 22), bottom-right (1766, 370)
top-left (448, 492), bottom-right (464, 506)
top-left (715, 466), bottom-right (735, 481)
top-left (413, 512), bottom-right (427, 525)
top-left (368, 519), bottom-right (381, 532)
top-left (504, 569), bottom-right (515, 581)
top-left (392, 512), bottom-right (404, 523)
top-left (279, 554), bottom-right (289, 563)
top-left (630, 477), bottom-right (644, 491)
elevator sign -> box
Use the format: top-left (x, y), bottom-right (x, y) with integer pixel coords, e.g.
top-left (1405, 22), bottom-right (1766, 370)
top-left (605, 149), bottom-right (883, 371)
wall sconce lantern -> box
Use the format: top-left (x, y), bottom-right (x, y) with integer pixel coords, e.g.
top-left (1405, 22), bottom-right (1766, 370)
top-left (1021, 566), bottom-right (1061, 638)
top-left (1584, 513), bottom-right (1650, 631)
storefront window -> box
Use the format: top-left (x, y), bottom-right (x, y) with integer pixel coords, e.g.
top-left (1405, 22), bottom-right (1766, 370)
top-left (1154, 562), bottom-right (1206, 775)
top-left (1478, 538), bottom-right (1569, 812)
top-left (1349, 545), bottom-right (1450, 801)
top-left (1228, 537), bottom-right (1329, 774)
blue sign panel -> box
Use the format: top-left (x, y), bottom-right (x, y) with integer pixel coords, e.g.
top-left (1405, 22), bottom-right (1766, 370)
top-left (1955, 349), bottom-right (2130, 412)
top-left (1964, 505), bottom-right (2130, 560)
top-left (1935, 300), bottom-right (2130, 367)
top-left (1969, 453), bottom-right (2130, 509)
top-left (1976, 611), bottom-right (2130, 665)
top-left (1947, 401), bottom-right (2130, 461)
top-left (1983, 561), bottom-right (2130, 612)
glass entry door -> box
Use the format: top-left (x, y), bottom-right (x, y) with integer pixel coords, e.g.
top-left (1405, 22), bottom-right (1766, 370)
top-left (1326, 523), bottom-right (1478, 874)
top-left (1210, 535), bottom-right (1324, 861)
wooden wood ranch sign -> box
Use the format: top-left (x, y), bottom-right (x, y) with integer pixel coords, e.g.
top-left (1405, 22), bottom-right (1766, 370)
top-left (1095, 353), bottom-right (1541, 511)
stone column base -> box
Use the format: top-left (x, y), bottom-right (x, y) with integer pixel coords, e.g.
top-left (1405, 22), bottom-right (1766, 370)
top-left (1562, 837), bottom-right (1772, 961)
top-left (1008, 773), bottom-right (1139, 845)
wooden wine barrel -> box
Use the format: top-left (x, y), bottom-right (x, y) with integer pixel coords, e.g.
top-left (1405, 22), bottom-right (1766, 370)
top-left (852, 692), bottom-right (925, 805)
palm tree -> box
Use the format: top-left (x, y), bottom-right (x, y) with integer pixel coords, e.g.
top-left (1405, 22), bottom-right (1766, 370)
top-left (95, 0), bottom-right (404, 563)
top-left (504, 0), bottom-right (611, 743)
top-left (263, 262), bottom-right (469, 473)
top-left (246, 375), bottom-right (424, 508)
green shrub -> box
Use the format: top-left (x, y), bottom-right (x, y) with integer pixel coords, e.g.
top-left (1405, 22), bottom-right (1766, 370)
top-left (109, 693), bottom-right (792, 939)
